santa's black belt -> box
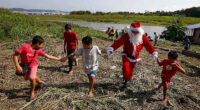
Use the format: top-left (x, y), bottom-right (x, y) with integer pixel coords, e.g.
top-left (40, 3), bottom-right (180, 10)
top-left (123, 52), bottom-right (135, 59)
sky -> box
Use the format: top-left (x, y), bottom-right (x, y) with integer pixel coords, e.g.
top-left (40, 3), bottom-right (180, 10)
top-left (0, 0), bottom-right (200, 12)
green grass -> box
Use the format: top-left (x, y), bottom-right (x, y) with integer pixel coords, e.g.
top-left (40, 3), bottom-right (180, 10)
top-left (0, 9), bottom-right (107, 42)
top-left (158, 40), bottom-right (200, 53)
top-left (32, 14), bottom-right (200, 26)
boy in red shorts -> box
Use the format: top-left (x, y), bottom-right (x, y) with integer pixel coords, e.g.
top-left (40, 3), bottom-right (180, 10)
top-left (13, 36), bottom-right (62, 100)
top-left (156, 51), bottom-right (186, 103)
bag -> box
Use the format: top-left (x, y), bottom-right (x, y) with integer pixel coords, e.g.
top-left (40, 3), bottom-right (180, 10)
top-left (15, 50), bottom-right (37, 76)
top-left (15, 64), bottom-right (29, 76)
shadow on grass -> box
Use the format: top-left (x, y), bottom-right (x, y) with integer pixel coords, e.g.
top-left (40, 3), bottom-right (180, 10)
top-left (119, 88), bottom-right (160, 105)
top-left (0, 82), bottom-right (160, 104)
top-left (0, 85), bottom-right (48, 101)
top-left (45, 82), bottom-right (120, 93)
top-left (45, 82), bottom-right (159, 104)
top-left (38, 65), bottom-right (70, 73)
top-left (186, 65), bottom-right (200, 77)
top-left (0, 88), bottom-right (30, 100)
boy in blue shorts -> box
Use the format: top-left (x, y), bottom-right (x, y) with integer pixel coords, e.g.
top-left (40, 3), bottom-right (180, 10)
top-left (61, 36), bottom-right (104, 98)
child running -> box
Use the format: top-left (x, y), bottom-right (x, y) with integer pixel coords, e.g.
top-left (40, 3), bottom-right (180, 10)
top-left (61, 36), bottom-right (104, 98)
top-left (13, 36), bottom-right (62, 100)
top-left (156, 51), bottom-right (186, 103)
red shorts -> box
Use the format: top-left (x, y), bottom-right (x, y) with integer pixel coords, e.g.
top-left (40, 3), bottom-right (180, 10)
top-left (24, 66), bottom-right (38, 80)
top-left (161, 77), bottom-right (168, 91)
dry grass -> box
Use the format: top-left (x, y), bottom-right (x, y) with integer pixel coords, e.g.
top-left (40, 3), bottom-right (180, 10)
top-left (0, 36), bottom-right (200, 110)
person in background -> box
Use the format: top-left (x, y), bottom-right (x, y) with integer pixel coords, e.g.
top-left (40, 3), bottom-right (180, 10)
top-left (154, 32), bottom-right (159, 46)
top-left (121, 29), bottom-right (125, 36)
top-left (64, 24), bottom-right (80, 75)
top-left (115, 28), bottom-right (119, 40)
top-left (109, 28), bottom-right (115, 40)
top-left (183, 37), bottom-right (191, 50)
top-left (106, 27), bottom-right (111, 35)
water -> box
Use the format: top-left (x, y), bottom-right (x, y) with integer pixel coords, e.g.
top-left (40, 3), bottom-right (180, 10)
top-left (45, 20), bottom-right (166, 39)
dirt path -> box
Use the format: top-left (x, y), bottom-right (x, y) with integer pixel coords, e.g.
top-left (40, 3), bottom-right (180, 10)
top-left (0, 37), bottom-right (200, 110)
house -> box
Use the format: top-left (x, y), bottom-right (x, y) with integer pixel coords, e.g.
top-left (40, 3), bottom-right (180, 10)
top-left (185, 23), bottom-right (200, 44)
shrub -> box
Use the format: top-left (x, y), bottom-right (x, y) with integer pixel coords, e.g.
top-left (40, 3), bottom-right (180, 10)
top-left (160, 20), bottom-right (185, 41)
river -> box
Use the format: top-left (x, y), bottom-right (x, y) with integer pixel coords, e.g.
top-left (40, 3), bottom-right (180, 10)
top-left (44, 20), bottom-right (166, 39)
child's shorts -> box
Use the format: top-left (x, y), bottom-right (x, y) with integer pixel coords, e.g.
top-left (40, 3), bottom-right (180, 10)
top-left (161, 77), bottom-right (169, 90)
top-left (24, 66), bottom-right (38, 80)
top-left (87, 70), bottom-right (97, 78)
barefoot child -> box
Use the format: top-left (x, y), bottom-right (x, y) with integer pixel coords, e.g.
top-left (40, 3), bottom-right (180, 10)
top-left (61, 36), bottom-right (104, 98)
top-left (156, 51), bottom-right (186, 103)
top-left (13, 36), bottom-right (62, 100)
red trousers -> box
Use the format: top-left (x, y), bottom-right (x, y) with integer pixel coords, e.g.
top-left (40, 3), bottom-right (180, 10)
top-left (161, 77), bottom-right (168, 91)
top-left (122, 56), bottom-right (137, 80)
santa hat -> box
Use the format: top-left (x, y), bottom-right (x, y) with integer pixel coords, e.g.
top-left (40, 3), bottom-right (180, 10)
top-left (130, 22), bottom-right (141, 31)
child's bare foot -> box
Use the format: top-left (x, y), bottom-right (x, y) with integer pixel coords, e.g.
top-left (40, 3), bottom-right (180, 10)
top-left (162, 99), bottom-right (167, 104)
top-left (88, 92), bottom-right (93, 98)
top-left (30, 91), bottom-right (35, 100)
top-left (40, 81), bottom-right (45, 84)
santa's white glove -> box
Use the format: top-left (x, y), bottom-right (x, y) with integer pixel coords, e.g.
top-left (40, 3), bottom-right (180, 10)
top-left (107, 47), bottom-right (114, 55)
top-left (153, 52), bottom-right (158, 60)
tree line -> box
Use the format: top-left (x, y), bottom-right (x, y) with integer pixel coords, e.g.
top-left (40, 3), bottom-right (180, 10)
top-left (70, 7), bottom-right (200, 17)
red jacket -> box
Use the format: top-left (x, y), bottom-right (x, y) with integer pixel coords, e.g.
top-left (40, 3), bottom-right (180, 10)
top-left (110, 33), bottom-right (156, 62)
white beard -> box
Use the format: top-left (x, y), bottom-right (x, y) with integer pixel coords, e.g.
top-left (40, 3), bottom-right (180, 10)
top-left (125, 26), bottom-right (144, 46)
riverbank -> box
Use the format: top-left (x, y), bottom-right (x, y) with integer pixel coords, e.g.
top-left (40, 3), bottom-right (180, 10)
top-left (32, 14), bottom-right (200, 26)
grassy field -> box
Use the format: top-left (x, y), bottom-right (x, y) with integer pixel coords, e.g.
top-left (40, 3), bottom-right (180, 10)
top-left (0, 9), bottom-right (200, 110)
top-left (0, 33), bottom-right (200, 110)
top-left (157, 40), bottom-right (200, 53)
top-left (0, 9), bottom-right (106, 42)
top-left (33, 14), bottom-right (200, 26)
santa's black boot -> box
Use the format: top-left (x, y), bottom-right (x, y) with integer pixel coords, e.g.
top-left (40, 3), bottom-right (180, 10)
top-left (120, 80), bottom-right (128, 91)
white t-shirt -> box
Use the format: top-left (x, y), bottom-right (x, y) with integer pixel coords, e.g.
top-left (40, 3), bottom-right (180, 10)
top-left (75, 45), bottom-right (101, 74)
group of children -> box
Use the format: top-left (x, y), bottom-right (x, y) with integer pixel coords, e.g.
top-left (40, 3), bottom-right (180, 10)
top-left (106, 27), bottom-right (119, 40)
top-left (13, 24), bottom-right (186, 103)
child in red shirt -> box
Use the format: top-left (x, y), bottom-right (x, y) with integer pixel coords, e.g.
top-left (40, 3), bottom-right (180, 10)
top-left (156, 51), bottom-right (186, 103)
top-left (13, 36), bottom-right (62, 100)
top-left (64, 24), bottom-right (80, 75)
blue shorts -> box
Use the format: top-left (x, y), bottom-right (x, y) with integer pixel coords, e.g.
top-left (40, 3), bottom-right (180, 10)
top-left (87, 70), bottom-right (97, 78)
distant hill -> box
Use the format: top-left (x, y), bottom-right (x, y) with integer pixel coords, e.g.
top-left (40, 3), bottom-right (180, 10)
top-left (9, 8), bottom-right (68, 13)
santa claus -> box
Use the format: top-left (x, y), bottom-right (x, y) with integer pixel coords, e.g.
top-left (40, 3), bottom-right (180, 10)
top-left (107, 22), bottom-right (158, 88)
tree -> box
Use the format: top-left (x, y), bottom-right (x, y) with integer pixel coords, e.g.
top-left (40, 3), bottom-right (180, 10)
top-left (160, 20), bottom-right (185, 41)
top-left (70, 11), bottom-right (91, 15)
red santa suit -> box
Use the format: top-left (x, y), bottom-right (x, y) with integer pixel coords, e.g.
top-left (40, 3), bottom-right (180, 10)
top-left (107, 22), bottom-right (158, 80)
